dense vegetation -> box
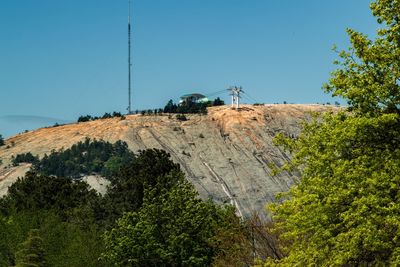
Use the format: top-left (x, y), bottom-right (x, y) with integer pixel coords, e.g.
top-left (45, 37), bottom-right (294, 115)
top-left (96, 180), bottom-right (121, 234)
top-left (12, 152), bottom-right (39, 166)
top-left (29, 138), bottom-right (134, 179)
top-left (14, 229), bottom-right (47, 267)
top-left (77, 111), bottom-right (124, 122)
top-left (104, 174), bottom-right (234, 266)
top-left (0, 172), bottom-right (105, 266)
top-left (0, 134), bottom-right (4, 146)
top-left (163, 97), bottom-right (224, 114)
top-left (265, 0), bottom-right (400, 266)
top-left (1, 147), bottom-right (280, 266)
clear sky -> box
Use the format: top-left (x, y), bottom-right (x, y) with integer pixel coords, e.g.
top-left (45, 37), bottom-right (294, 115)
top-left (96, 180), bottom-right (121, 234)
top-left (1, 0), bottom-right (377, 137)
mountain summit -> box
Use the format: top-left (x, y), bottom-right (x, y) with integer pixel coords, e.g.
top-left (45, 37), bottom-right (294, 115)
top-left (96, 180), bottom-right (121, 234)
top-left (0, 104), bottom-right (337, 217)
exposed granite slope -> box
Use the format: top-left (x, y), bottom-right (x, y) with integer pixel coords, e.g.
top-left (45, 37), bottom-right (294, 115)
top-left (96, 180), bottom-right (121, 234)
top-left (0, 104), bottom-right (337, 217)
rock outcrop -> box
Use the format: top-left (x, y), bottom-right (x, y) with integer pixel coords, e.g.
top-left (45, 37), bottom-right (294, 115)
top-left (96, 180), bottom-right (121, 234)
top-left (0, 104), bottom-right (337, 217)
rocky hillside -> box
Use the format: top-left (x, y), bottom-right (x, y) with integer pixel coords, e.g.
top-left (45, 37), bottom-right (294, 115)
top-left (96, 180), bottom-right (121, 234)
top-left (0, 104), bottom-right (337, 217)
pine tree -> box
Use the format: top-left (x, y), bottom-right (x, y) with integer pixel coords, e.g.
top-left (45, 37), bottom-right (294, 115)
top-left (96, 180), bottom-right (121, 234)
top-left (0, 134), bottom-right (4, 146)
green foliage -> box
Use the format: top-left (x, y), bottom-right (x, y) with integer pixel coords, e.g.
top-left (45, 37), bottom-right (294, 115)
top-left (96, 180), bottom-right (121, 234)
top-left (0, 172), bottom-right (99, 217)
top-left (103, 177), bottom-right (237, 266)
top-left (77, 115), bottom-right (92, 122)
top-left (15, 229), bottom-right (47, 267)
top-left (12, 153), bottom-right (39, 166)
top-left (33, 138), bottom-right (134, 178)
top-left (0, 173), bottom-right (108, 266)
top-left (77, 112), bottom-right (123, 122)
top-left (0, 210), bottom-right (109, 267)
top-left (105, 149), bottom-right (182, 222)
top-left (164, 99), bottom-right (178, 113)
top-left (209, 207), bottom-right (254, 267)
top-left (177, 100), bottom-right (208, 114)
top-left (213, 97), bottom-right (225, 106)
top-left (267, 1), bottom-right (400, 266)
top-left (324, 1), bottom-right (400, 116)
top-left (39, 214), bottom-right (108, 267)
top-left (0, 145), bottom-right (249, 266)
top-left (270, 114), bottom-right (400, 265)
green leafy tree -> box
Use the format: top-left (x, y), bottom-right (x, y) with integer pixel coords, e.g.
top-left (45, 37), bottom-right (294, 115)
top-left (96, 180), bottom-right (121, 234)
top-left (266, 0), bottom-right (400, 266)
top-left (15, 229), bottom-right (47, 267)
top-left (103, 175), bottom-right (237, 266)
top-left (0, 134), bottom-right (4, 146)
top-left (104, 149), bottom-right (182, 223)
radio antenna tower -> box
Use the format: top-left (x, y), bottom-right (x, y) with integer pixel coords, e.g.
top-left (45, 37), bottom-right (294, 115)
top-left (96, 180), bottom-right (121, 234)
top-left (228, 86), bottom-right (243, 110)
top-left (127, 0), bottom-right (133, 114)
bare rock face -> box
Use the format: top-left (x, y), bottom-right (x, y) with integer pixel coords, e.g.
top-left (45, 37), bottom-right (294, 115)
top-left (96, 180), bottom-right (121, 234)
top-left (0, 104), bottom-right (337, 217)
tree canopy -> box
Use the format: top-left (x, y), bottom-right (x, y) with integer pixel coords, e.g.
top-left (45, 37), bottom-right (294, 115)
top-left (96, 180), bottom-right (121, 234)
top-left (14, 229), bottom-right (47, 267)
top-left (102, 175), bottom-right (239, 267)
top-left (266, 0), bottom-right (400, 266)
top-left (33, 138), bottom-right (134, 179)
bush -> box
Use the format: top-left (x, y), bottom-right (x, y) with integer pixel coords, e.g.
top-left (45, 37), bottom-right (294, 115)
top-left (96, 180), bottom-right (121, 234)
top-left (77, 115), bottom-right (93, 122)
top-left (12, 153), bottom-right (39, 166)
top-left (78, 112), bottom-right (124, 123)
top-left (176, 114), bottom-right (187, 121)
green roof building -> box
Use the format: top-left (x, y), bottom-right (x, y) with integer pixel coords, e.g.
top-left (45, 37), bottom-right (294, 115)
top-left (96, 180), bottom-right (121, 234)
top-left (179, 93), bottom-right (209, 104)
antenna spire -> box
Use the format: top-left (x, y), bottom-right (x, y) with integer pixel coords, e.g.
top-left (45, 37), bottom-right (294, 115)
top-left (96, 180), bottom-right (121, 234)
top-left (127, 0), bottom-right (132, 114)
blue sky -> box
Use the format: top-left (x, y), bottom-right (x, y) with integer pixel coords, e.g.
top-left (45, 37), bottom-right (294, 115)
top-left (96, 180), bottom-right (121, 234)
top-left (1, 0), bottom-right (377, 137)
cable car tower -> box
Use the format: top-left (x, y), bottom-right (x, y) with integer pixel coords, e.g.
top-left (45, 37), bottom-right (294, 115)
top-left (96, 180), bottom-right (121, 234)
top-left (228, 86), bottom-right (243, 110)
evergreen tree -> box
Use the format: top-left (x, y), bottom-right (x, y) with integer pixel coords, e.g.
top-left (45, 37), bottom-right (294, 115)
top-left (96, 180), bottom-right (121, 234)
top-left (15, 229), bottom-right (47, 267)
top-left (212, 97), bottom-right (224, 106)
top-left (104, 149), bottom-right (182, 222)
top-left (0, 134), bottom-right (4, 146)
top-left (163, 99), bottom-right (177, 113)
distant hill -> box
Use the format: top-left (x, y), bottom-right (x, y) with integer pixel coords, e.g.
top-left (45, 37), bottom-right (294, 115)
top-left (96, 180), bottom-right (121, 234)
top-left (0, 104), bottom-right (338, 217)
top-left (0, 115), bottom-right (71, 137)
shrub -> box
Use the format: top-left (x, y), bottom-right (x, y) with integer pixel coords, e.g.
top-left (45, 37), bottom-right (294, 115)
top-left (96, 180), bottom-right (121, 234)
top-left (12, 153), bottom-right (39, 166)
top-left (176, 114), bottom-right (187, 121)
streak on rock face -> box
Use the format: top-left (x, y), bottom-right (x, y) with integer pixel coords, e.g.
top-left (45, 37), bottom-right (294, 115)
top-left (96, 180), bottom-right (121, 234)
top-left (0, 104), bottom-right (338, 217)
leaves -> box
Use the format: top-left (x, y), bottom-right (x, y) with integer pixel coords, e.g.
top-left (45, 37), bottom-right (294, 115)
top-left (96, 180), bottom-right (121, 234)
top-left (268, 1), bottom-right (400, 265)
top-left (15, 229), bottom-right (47, 267)
top-left (102, 178), bottom-right (227, 266)
top-left (323, 1), bottom-right (400, 116)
